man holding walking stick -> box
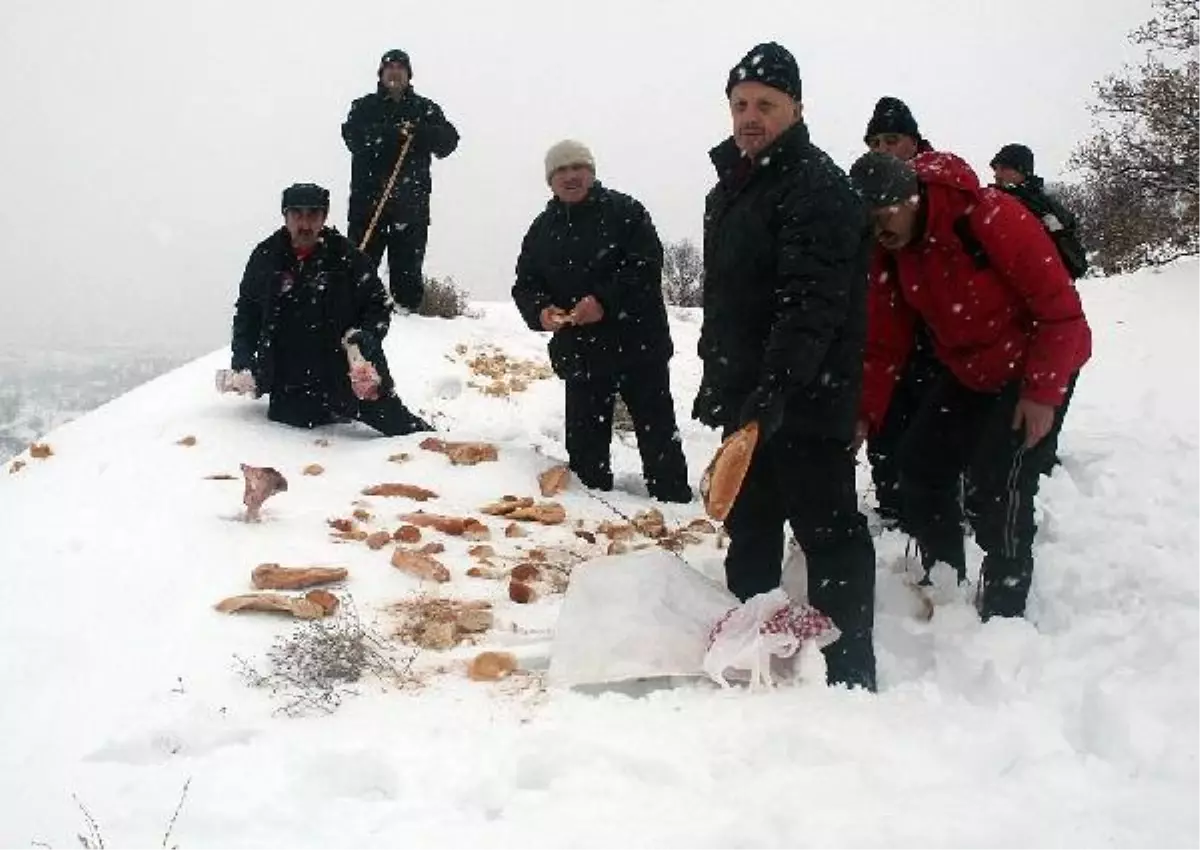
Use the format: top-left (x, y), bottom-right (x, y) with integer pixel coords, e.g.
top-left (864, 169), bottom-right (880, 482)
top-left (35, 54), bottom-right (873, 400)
top-left (342, 49), bottom-right (459, 311)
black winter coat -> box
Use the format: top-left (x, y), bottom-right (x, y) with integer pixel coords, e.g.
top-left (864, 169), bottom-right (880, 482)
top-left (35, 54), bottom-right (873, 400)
top-left (694, 122), bottom-right (871, 441)
top-left (994, 176), bottom-right (1088, 279)
top-left (512, 183), bottom-right (674, 381)
top-left (231, 227), bottom-right (394, 407)
top-left (341, 85), bottom-right (459, 223)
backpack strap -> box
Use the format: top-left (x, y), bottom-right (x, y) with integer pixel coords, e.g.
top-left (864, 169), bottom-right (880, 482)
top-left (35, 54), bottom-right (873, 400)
top-left (953, 214), bottom-right (990, 270)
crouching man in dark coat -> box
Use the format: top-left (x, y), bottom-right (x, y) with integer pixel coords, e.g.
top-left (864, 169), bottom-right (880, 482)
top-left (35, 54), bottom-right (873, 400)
top-left (226, 183), bottom-right (432, 436)
top-left (694, 43), bottom-right (878, 691)
top-left (512, 141), bottom-right (691, 503)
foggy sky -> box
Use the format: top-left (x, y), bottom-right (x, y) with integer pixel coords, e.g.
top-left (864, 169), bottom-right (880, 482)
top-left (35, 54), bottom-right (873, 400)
top-left (0, 0), bottom-right (1154, 355)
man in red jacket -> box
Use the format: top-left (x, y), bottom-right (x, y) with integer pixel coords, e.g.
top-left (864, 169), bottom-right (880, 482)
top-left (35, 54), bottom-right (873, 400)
top-left (848, 150), bottom-right (1091, 620)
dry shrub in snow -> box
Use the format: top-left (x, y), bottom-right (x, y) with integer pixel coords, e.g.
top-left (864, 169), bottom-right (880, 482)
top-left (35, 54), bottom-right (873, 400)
top-left (416, 276), bottom-right (473, 319)
top-left (234, 598), bottom-right (416, 716)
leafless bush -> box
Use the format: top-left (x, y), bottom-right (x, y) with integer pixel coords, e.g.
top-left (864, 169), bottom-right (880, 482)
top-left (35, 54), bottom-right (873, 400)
top-left (58, 777), bottom-right (190, 849)
top-left (233, 598), bottom-right (416, 717)
top-left (661, 239), bottom-right (704, 308)
top-left (1069, 0), bottom-right (1198, 272)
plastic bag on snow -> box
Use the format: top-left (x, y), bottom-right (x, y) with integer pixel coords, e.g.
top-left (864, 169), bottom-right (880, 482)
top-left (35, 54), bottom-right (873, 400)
top-left (547, 550), bottom-right (739, 687)
top-left (703, 588), bottom-right (841, 689)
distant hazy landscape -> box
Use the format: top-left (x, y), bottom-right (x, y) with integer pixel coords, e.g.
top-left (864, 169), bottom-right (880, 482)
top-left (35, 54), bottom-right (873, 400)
top-left (0, 346), bottom-right (197, 463)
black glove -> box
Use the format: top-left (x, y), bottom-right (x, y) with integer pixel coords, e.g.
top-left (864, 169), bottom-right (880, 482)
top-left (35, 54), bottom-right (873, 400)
top-left (397, 121), bottom-right (422, 149)
top-left (691, 383), bottom-right (727, 430)
top-left (738, 384), bottom-right (787, 442)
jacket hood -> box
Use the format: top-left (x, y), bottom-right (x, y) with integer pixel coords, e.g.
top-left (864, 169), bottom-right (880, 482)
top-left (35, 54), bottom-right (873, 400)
top-left (912, 151), bottom-right (983, 241)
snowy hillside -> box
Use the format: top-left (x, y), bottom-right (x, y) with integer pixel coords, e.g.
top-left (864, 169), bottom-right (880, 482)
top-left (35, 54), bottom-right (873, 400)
top-left (0, 262), bottom-right (1196, 848)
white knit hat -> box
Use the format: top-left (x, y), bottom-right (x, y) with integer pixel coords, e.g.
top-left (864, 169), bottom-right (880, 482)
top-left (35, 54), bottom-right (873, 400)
top-left (544, 139), bottom-right (595, 183)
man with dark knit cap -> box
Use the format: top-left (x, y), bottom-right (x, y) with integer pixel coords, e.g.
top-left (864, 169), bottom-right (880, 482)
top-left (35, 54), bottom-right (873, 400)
top-left (864, 96), bottom-right (934, 161)
top-left (693, 42), bottom-right (878, 691)
top-left (226, 183), bottom-right (433, 437)
top-left (512, 140), bottom-right (691, 504)
top-left (848, 150), bottom-right (1091, 620)
top-left (861, 95), bottom-right (941, 529)
top-left (990, 143), bottom-right (1088, 279)
top-left (342, 49), bottom-right (459, 311)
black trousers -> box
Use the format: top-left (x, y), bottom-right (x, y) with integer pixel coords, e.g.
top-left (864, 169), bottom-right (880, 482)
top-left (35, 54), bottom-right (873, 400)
top-left (563, 359), bottom-right (691, 503)
top-left (268, 386), bottom-right (432, 437)
top-left (899, 373), bottom-right (1077, 619)
top-left (723, 432), bottom-right (877, 691)
top-left (866, 327), bottom-right (944, 526)
top-left (348, 202), bottom-right (428, 311)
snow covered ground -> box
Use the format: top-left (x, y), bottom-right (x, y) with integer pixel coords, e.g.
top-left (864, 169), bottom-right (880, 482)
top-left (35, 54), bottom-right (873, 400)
top-left (0, 261), bottom-right (1196, 848)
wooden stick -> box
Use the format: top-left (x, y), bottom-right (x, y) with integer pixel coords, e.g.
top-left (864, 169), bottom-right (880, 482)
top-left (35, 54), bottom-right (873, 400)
top-left (359, 129), bottom-right (415, 252)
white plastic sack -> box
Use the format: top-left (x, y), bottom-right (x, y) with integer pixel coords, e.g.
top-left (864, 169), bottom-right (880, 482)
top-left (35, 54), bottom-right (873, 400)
top-left (547, 550), bottom-right (738, 687)
top-left (702, 588), bottom-right (840, 689)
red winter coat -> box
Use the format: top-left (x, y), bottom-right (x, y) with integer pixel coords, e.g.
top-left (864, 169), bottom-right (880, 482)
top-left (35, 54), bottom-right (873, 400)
top-left (860, 151), bottom-right (1091, 430)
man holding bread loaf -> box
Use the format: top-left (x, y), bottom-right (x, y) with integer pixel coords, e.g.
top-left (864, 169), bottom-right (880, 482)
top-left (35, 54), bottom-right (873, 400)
top-left (692, 43), bottom-right (878, 691)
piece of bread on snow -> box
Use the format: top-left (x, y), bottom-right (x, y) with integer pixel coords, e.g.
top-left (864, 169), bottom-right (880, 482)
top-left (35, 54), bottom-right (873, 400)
top-left (420, 437), bottom-right (499, 466)
top-left (251, 564), bottom-right (347, 590)
top-left (361, 482), bottom-right (438, 500)
top-left (241, 464), bottom-right (289, 521)
top-left (538, 464), bottom-right (571, 497)
top-left (390, 549), bottom-right (451, 583)
top-left (214, 592), bottom-right (326, 619)
top-left (467, 651), bottom-right (518, 681)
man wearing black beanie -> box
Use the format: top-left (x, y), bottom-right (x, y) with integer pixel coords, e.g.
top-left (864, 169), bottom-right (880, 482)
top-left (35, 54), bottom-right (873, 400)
top-left (864, 96), bottom-right (933, 161)
top-left (694, 41), bottom-right (878, 692)
top-left (990, 143), bottom-right (1089, 280)
top-left (859, 95), bottom-right (941, 531)
top-left (342, 49), bottom-right (460, 311)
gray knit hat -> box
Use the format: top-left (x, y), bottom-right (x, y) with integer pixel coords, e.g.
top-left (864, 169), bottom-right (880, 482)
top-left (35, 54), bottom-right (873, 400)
top-left (849, 152), bottom-right (919, 208)
top-left (544, 139), bottom-right (595, 184)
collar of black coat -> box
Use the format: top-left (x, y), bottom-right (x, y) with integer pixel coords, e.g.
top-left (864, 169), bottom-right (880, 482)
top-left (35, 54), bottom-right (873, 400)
top-left (990, 174), bottom-right (1045, 205)
top-left (708, 121), bottom-right (811, 184)
top-left (546, 181), bottom-right (606, 214)
top-left (375, 82), bottom-right (415, 101)
top-left (273, 225), bottom-right (341, 258)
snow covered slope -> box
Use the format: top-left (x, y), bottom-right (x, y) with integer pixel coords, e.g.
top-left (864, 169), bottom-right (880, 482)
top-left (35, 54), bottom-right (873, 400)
top-left (1, 262), bottom-right (1196, 847)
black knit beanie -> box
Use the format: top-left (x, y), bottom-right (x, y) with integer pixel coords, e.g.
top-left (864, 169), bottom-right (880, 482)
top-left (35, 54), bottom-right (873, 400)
top-left (378, 49), bottom-right (412, 79)
top-left (864, 96), bottom-right (921, 143)
top-left (725, 42), bottom-right (801, 100)
top-left (990, 143), bottom-right (1035, 177)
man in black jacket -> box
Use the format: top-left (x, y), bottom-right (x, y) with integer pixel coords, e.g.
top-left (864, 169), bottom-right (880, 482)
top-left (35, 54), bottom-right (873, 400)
top-left (342, 49), bottom-right (459, 310)
top-left (694, 43), bottom-right (877, 690)
top-left (227, 183), bottom-right (432, 437)
top-left (863, 96), bottom-right (934, 160)
top-left (512, 140), bottom-right (691, 504)
top-left (990, 143), bottom-right (1089, 280)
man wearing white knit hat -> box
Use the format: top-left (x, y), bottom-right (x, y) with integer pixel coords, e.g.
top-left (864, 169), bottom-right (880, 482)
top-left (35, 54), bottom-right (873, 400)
top-left (512, 140), bottom-right (691, 504)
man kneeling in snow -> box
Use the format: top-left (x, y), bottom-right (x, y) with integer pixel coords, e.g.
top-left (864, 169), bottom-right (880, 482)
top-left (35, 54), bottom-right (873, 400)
top-left (226, 183), bottom-right (432, 436)
top-left (849, 151), bottom-right (1091, 620)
